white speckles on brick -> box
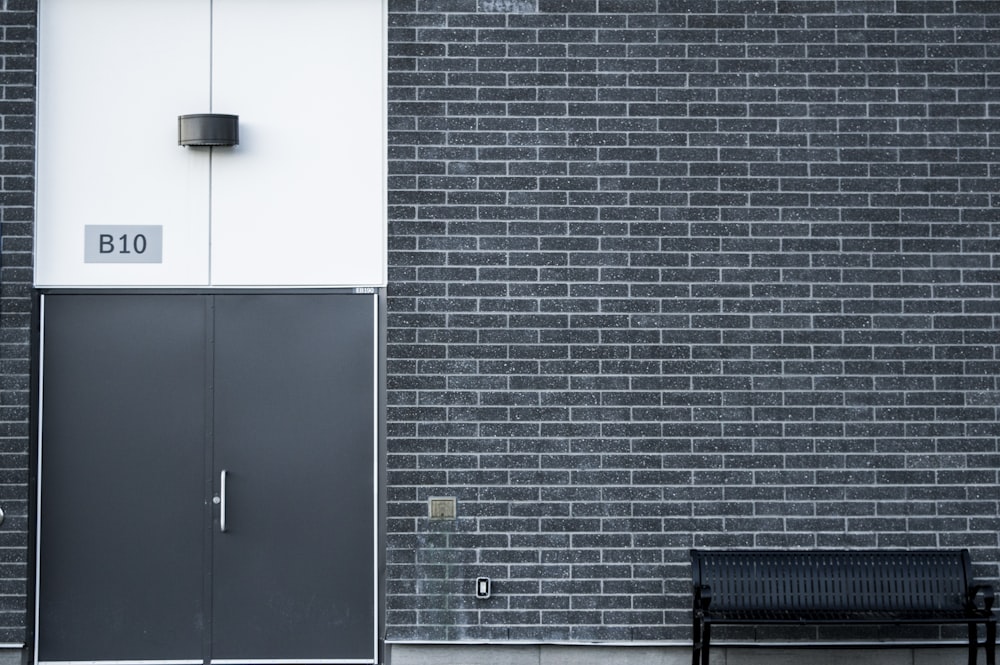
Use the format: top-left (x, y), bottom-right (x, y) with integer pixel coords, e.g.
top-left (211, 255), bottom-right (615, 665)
top-left (385, 0), bottom-right (1000, 644)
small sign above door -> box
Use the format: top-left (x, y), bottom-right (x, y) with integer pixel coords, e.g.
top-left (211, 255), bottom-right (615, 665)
top-left (84, 225), bottom-right (163, 263)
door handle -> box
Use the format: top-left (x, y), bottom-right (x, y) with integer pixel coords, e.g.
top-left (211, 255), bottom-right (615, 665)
top-left (220, 469), bottom-right (228, 533)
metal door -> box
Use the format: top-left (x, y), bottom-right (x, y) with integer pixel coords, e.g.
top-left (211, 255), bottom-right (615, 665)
top-left (210, 294), bottom-right (376, 661)
top-left (36, 294), bottom-right (378, 664)
top-left (37, 294), bottom-right (209, 663)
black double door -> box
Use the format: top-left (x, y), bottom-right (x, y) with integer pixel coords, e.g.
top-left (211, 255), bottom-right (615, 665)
top-left (37, 293), bottom-right (377, 664)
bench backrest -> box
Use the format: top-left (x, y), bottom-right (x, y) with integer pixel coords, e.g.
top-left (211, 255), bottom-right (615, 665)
top-left (691, 549), bottom-right (973, 613)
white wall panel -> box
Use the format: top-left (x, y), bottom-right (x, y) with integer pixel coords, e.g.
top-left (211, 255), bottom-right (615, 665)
top-left (35, 0), bottom-right (212, 287)
top-left (35, 0), bottom-right (385, 289)
top-left (210, 0), bottom-right (386, 287)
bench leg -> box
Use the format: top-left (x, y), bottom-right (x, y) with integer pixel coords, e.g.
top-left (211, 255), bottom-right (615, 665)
top-left (701, 623), bottom-right (712, 665)
top-left (970, 621), bottom-right (997, 665)
top-left (987, 619), bottom-right (996, 665)
top-left (691, 615), bottom-right (701, 665)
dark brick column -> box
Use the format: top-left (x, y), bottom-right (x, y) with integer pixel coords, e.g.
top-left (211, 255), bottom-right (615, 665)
top-left (0, 0), bottom-right (34, 646)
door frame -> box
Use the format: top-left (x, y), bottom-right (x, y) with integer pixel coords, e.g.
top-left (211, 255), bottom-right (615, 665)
top-left (32, 289), bottom-right (386, 665)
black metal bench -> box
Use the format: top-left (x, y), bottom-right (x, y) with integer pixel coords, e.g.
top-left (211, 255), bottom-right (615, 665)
top-left (691, 549), bottom-right (996, 665)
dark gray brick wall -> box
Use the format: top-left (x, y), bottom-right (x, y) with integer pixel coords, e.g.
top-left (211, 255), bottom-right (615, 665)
top-left (0, 0), bottom-right (33, 645)
top-left (386, 0), bottom-right (1000, 643)
top-left (1, 0), bottom-right (999, 650)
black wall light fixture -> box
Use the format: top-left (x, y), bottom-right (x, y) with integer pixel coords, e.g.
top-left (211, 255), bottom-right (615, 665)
top-left (178, 113), bottom-right (239, 147)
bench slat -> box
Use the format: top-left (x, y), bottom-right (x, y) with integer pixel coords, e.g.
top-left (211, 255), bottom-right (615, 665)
top-left (694, 550), bottom-right (969, 614)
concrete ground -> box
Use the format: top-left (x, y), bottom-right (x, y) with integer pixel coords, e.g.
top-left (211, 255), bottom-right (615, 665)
top-left (387, 643), bottom-right (986, 665)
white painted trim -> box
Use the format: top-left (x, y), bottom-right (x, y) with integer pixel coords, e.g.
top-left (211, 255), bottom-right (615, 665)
top-left (371, 292), bottom-right (382, 664)
top-left (38, 661), bottom-right (202, 665)
top-left (37, 656), bottom-right (375, 665)
top-left (211, 660), bottom-right (375, 664)
top-left (33, 296), bottom-right (48, 663)
top-left (35, 293), bottom-right (382, 662)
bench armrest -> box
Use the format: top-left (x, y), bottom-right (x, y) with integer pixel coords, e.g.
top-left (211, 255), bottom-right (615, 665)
top-left (969, 584), bottom-right (994, 612)
top-left (693, 583), bottom-right (712, 611)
